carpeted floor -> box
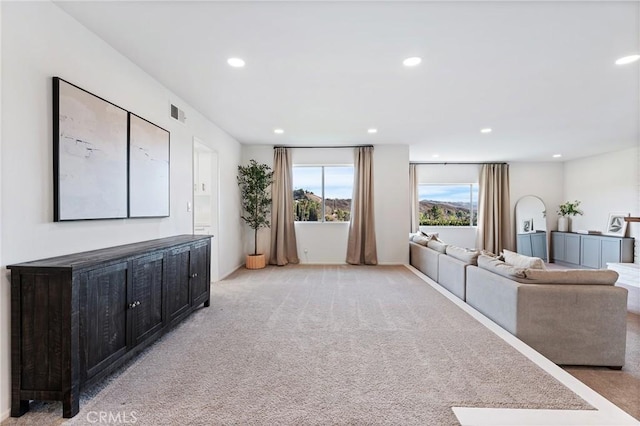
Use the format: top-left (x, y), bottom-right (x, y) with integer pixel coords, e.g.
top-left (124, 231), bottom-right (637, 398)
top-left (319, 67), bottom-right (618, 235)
top-left (4, 265), bottom-right (593, 425)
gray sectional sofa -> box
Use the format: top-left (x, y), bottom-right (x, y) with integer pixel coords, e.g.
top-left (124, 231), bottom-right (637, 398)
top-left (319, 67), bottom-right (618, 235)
top-left (409, 239), bottom-right (628, 367)
top-left (409, 240), bottom-right (477, 300)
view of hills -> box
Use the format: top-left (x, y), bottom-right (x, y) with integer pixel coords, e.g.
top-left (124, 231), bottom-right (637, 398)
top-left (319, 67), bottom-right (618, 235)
top-left (419, 199), bottom-right (477, 226)
top-left (293, 189), bottom-right (351, 222)
top-left (291, 192), bottom-right (476, 225)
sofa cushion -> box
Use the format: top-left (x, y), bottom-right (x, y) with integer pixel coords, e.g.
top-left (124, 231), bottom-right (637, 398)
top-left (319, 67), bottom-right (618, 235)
top-left (420, 231), bottom-right (441, 241)
top-left (427, 239), bottom-right (448, 253)
top-left (518, 269), bottom-right (619, 285)
top-left (477, 254), bottom-right (526, 279)
top-left (481, 249), bottom-right (504, 261)
top-left (411, 233), bottom-right (430, 246)
top-left (502, 249), bottom-right (546, 270)
top-left (446, 245), bottom-right (480, 265)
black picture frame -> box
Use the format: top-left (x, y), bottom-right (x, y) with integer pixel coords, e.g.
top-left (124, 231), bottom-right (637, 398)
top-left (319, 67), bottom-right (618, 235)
top-left (53, 77), bottom-right (128, 221)
top-left (128, 113), bottom-right (170, 218)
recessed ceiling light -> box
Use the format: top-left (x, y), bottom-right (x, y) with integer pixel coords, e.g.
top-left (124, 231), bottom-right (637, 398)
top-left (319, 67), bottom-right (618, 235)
top-left (615, 55), bottom-right (640, 65)
top-left (273, 128), bottom-right (284, 134)
top-left (402, 57), bottom-right (422, 67)
top-left (553, 154), bottom-right (562, 158)
top-left (480, 128), bottom-right (492, 134)
top-left (432, 154), bottom-right (440, 158)
top-left (227, 57), bottom-right (245, 68)
top-left (367, 128), bottom-right (378, 134)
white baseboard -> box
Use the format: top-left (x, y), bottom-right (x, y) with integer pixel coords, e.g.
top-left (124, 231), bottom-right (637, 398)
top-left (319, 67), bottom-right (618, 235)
top-left (217, 263), bottom-right (244, 282)
top-left (1, 408), bottom-right (10, 422)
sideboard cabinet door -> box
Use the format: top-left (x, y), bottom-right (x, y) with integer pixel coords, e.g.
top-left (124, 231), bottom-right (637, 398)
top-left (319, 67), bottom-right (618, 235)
top-left (530, 232), bottom-right (548, 261)
top-left (80, 262), bottom-right (128, 382)
top-left (190, 241), bottom-right (211, 308)
top-left (600, 239), bottom-right (623, 268)
top-left (552, 232), bottom-right (565, 262)
top-left (130, 253), bottom-right (165, 347)
top-left (165, 245), bottom-right (192, 325)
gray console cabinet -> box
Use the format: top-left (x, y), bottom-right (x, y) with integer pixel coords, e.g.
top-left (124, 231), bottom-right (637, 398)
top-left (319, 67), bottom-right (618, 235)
top-left (516, 232), bottom-right (547, 261)
top-left (552, 231), bottom-right (633, 268)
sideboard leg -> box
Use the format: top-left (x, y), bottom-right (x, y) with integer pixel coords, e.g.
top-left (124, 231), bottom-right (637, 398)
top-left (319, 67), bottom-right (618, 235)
top-left (62, 388), bottom-right (80, 418)
top-left (204, 298), bottom-right (210, 307)
top-left (11, 399), bottom-right (29, 417)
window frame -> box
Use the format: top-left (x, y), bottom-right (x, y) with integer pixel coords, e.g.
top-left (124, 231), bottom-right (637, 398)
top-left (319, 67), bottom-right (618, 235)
top-left (292, 164), bottom-right (354, 223)
top-left (417, 182), bottom-right (479, 228)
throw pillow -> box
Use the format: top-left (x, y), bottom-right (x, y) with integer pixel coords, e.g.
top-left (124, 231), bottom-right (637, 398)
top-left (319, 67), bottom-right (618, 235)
top-left (520, 269), bottom-right (619, 285)
top-left (412, 234), bottom-right (430, 246)
top-left (420, 231), bottom-right (441, 241)
top-left (446, 245), bottom-right (480, 265)
top-left (426, 239), bottom-right (448, 253)
top-left (502, 249), bottom-right (546, 270)
top-left (480, 249), bottom-right (504, 261)
top-left (477, 254), bottom-right (526, 279)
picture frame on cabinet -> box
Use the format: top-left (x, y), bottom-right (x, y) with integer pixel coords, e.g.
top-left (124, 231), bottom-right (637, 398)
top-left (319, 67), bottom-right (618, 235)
top-left (522, 218), bottom-right (534, 233)
top-left (605, 212), bottom-right (629, 237)
top-left (53, 77), bottom-right (128, 221)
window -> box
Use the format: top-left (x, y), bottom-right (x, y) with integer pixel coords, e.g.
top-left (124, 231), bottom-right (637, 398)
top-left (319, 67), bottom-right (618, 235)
top-left (293, 166), bottom-right (353, 222)
top-left (418, 184), bottom-right (478, 226)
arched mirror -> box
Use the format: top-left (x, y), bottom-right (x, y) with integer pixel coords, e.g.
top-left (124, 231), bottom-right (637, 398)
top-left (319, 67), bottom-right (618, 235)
top-left (515, 195), bottom-right (548, 261)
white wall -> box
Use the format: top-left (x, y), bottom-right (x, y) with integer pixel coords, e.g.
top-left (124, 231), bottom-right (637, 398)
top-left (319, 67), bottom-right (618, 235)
top-left (510, 162), bottom-right (564, 232)
top-left (0, 2), bottom-right (244, 419)
top-left (241, 144), bottom-right (409, 264)
top-left (510, 162), bottom-right (565, 252)
top-left (0, 3), bottom-right (5, 420)
top-left (563, 147), bottom-right (639, 263)
top-left (374, 145), bottom-right (410, 264)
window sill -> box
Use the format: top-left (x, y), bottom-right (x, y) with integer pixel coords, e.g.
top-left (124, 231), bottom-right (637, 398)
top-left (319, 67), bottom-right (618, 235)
top-left (294, 221), bottom-right (350, 224)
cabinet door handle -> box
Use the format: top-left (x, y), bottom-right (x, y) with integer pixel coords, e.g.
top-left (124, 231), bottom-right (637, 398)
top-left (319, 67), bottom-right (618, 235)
top-left (202, 183), bottom-right (206, 191)
top-left (190, 273), bottom-right (198, 278)
top-left (128, 301), bottom-right (141, 309)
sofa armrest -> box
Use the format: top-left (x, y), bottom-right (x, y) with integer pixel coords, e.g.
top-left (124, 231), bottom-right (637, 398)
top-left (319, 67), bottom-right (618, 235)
top-left (410, 242), bottom-right (440, 282)
top-left (438, 254), bottom-right (469, 300)
top-left (466, 265), bottom-right (628, 367)
top-left (516, 283), bottom-right (627, 367)
top-left (466, 266), bottom-right (520, 334)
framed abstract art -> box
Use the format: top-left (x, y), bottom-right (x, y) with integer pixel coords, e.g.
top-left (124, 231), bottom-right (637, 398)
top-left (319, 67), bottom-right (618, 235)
top-left (53, 77), bottom-right (128, 221)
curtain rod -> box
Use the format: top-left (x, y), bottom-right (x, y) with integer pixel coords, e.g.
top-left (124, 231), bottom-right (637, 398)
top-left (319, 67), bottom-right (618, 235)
top-left (410, 161), bottom-right (508, 165)
top-left (274, 145), bottom-right (373, 149)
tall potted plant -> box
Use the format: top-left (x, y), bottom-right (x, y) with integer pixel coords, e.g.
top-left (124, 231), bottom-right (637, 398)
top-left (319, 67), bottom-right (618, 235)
top-left (557, 200), bottom-right (583, 232)
top-left (237, 159), bottom-right (274, 269)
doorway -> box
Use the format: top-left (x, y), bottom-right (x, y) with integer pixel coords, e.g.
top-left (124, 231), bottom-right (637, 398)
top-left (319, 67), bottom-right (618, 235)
top-left (193, 138), bottom-right (219, 282)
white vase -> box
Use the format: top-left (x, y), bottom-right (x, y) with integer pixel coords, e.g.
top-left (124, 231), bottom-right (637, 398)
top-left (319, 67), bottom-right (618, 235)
top-left (558, 216), bottom-right (570, 232)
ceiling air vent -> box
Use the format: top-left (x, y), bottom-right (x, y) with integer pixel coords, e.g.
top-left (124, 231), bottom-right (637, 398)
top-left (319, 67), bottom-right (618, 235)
top-left (170, 103), bottom-right (187, 124)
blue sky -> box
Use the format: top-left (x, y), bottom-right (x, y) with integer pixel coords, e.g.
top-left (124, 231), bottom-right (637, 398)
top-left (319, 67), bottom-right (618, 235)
top-left (293, 166), bottom-right (354, 199)
top-left (418, 184), bottom-right (479, 204)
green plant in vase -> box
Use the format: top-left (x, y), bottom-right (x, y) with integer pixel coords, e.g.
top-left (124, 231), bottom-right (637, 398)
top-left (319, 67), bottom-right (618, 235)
top-left (557, 200), bottom-right (583, 232)
top-left (237, 159), bottom-right (274, 269)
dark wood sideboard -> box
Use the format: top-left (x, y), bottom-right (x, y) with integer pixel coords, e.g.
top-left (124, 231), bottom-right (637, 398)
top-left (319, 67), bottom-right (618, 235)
top-left (8, 235), bottom-right (212, 418)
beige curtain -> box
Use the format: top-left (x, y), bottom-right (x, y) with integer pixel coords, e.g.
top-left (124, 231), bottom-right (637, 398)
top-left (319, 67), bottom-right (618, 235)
top-left (477, 163), bottom-right (512, 253)
top-left (270, 147), bottom-right (299, 266)
top-left (409, 163), bottom-right (419, 233)
top-left (346, 147), bottom-right (378, 265)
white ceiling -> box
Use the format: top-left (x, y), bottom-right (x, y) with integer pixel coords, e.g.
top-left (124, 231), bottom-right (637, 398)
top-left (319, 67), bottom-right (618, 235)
top-left (54, 1), bottom-right (639, 162)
